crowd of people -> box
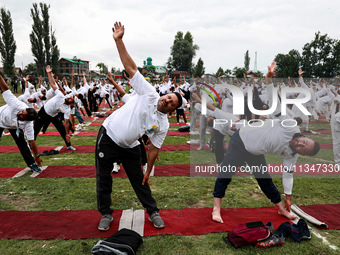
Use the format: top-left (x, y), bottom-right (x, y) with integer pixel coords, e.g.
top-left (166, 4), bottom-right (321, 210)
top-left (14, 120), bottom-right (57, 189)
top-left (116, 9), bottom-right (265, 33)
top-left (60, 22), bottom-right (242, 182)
top-left (0, 21), bottom-right (339, 234)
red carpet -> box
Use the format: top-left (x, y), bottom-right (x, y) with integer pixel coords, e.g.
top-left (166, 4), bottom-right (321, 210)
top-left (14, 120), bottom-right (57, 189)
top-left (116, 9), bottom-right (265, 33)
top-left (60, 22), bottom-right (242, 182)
top-left (0, 205), bottom-right (338, 239)
top-left (37, 164), bottom-right (190, 178)
top-left (2, 164), bottom-right (338, 179)
top-left (299, 204), bottom-right (340, 229)
top-left (303, 129), bottom-right (331, 134)
top-left (37, 131), bottom-right (190, 136)
top-left (0, 167), bottom-right (24, 178)
top-left (0, 143), bottom-right (334, 154)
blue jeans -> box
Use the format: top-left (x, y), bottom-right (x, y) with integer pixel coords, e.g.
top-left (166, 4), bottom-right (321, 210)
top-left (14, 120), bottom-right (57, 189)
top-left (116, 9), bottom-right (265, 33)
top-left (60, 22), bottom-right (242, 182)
top-left (75, 106), bottom-right (84, 124)
top-left (213, 130), bottom-right (281, 204)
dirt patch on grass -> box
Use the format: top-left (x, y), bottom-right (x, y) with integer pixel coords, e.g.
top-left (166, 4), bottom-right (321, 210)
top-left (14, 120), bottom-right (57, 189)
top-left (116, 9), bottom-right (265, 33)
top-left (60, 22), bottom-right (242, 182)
top-left (248, 192), bottom-right (262, 200)
top-left (0, 194), bottom-right (39, 211)
top-left (191, 200), bottom-right (207, 207)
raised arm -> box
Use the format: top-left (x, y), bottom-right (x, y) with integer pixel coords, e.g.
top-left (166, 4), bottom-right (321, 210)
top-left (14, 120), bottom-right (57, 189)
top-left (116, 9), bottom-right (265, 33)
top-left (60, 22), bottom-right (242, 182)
top-left (25, 75), bottom-right (29, 89)
top-left (46, 65), bottom-right (58, 91)
top-left (108, 72), bottom-right (126, 97)
top-left (112, 22), bottom-right (137, 77)
top-left (0, 75), bottom-right (9, 92)
top-left (265, 61), bottom-right (276, 85)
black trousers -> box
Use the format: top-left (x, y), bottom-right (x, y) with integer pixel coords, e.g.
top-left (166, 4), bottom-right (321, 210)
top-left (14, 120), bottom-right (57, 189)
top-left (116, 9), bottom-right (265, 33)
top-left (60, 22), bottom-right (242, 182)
top-left (213, 129), bottom-right (226, 165)
top-left (81, 98), bottom-right (92, 117)
top-left (0, 128), bottom-right (34, 167)
top-left (213, 130), bottom-right (281, 204)
top-left (96, 126), bottom-right (159, 216)
top-left (34, 106), bottom-right (71, 147)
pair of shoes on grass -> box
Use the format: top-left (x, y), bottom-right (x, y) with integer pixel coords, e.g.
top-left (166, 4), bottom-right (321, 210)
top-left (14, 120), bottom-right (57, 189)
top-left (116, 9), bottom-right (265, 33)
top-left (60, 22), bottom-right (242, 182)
top-left (98, 211), bottom-right (165, 231)
top-left (255, 219), bottom-right (311, 248)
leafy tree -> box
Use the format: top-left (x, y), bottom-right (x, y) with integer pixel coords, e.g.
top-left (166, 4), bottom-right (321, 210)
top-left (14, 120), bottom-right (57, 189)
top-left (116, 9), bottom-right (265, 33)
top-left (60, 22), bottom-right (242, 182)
top-left (215, 67), bottom-right (224, 77)
top-left (24, 63), bottom-right (37, 75)
top-left (253, 70), bottom-right (264, 78)
top-left (50, 28), bottom-right (59, 74)
top-left (169, 31), bottom-right (199, 74)
top-left (0, 8), bottom-right (16, 76)
top-left (333, 40), bottom-right (340, 76)
top-left (274, 49), bottom-right (301, 77)
top-left (225, 69), bottom-right (232, 77)
top-left (232, 66), bottom-right (247, 78)
top-left (96, 62), bottom-right (108, 74)
top-left (193, 58), bottom-right (205, 77)
top-left (110, 67), bottom-right (116, 74)
top-left (244, 50), bottom-right (250, 71)
top-left (302, 32), bottom-right (337, 77)
top-left (30, 3), bottom-right (59, 76)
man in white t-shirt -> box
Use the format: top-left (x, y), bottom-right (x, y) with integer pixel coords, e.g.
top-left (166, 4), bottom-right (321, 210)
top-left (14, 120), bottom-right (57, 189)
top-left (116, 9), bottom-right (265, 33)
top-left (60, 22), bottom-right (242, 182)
top-left (34, 66), bottom-right (76, 150)
top-left (96, 22), bottom-right (182, 231)
top-left (0, 75), bottom-right (42, 173)
top-left (211, 62), bottom-right (320, 224)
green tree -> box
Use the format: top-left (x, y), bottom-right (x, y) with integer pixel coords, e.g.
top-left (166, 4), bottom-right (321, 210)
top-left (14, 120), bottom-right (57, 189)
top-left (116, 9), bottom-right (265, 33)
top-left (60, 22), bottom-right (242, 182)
top-left (274, 49), bottom-right (301, 78)
top-left (30, 3), bottom-right (59, 76)
top-left (50, 28), bottom-right (60, 74)
top-left (244, 50), bottom-right (250, 71)
top-left (215, 67), bottom-right (224, 77)
top-left (193, 58), bottom-right (205, 77)
top-left (333, 40), bottom-right (340, 76)
top-left (110, 67), bottom-right (116, 74)
top-left (302, 32), bottom-right (337, 77)
top-left (24, 63), bottom-right (37, 75)
top-left (96, 62), bottom-right (108, 74)
top-left (169, 31), bottom-right (199, 74)
top-left (225, 69), bottom-right (232, 77)
top-left (0, 8), bottom-right (16, 76)
top-left (232, 67), bottom-right (247, 78)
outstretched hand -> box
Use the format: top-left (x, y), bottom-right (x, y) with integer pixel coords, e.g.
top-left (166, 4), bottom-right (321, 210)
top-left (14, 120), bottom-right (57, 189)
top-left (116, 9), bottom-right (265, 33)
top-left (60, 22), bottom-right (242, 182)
top-left (112, 21), bottom-right (124, 40)
top-left (45, 65), bottom-right (52, 73)
top-left (267, 61), bottom-right (276, 77)
top-left (107, 72), bottom-right (115, 83)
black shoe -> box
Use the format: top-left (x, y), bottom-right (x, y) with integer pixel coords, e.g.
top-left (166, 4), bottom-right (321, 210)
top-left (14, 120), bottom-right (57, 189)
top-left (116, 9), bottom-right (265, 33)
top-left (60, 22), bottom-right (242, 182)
top-left (255, 234), bottom-right (285, 248)
top-left (291, 224), bottom-right (301, 242)
top-left (297, 219), bottom-right (311, 240)
top-left (274, 222), bottom-right (291, 238)
top-left (266, 222), bottom-right (274, 233)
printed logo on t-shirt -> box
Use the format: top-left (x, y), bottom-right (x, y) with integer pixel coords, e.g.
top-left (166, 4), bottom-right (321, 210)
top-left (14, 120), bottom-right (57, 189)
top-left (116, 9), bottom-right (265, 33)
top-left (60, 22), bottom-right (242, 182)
top-left (147, 125), bottom-right (158, 134)
top-left (57, 108), bottom-right (61, 112)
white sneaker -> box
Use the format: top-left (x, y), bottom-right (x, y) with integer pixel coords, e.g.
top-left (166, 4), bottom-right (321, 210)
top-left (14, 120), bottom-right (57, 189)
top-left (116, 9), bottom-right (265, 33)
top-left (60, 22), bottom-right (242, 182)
top-left (67, 146), bottom-right (76, 151)
top-left (112, 162), bottom-right (120, 173)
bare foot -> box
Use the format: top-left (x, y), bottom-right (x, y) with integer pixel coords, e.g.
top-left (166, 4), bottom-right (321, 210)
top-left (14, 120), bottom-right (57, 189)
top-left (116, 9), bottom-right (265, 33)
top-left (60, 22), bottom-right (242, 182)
top-left (212, 208), bottom-right (224, 223)
top-left (278, 208), bottom-right (297, 220)
top-left (196, 146), bottom-right (203, 151)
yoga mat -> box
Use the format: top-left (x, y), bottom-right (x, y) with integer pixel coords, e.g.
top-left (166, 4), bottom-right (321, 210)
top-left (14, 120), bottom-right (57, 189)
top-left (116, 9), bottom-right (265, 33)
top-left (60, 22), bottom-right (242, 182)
top-left (0, 143), bottom-right (333, 154)
top-left (298, 204), bottom-right (340, 230)
top-left (0, 207), bottom-right (290, 239)
top-left (1, 205), bottom-right (338, 239)
top-left (2, 164), bottom-right (338, 179)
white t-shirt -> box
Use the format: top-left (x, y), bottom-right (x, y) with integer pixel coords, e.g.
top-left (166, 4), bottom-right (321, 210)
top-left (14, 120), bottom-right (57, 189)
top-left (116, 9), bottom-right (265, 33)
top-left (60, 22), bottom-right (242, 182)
top-left (103, 71), bottom-right (169, 149)
top-left (0, 90), bottom-right (34, 140)
top-left (44, 90), bottom-right (70, 118)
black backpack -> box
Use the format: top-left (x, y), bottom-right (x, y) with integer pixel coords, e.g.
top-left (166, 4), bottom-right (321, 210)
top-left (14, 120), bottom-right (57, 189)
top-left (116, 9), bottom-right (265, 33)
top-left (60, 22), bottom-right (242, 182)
top-left (92, 229), bottom-right (143, 255)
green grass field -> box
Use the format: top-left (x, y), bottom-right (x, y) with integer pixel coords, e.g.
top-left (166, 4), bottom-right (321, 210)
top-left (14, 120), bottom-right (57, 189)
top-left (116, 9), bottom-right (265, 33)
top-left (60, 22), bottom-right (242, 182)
top-left (0, 94), bottom-right (339, 254)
